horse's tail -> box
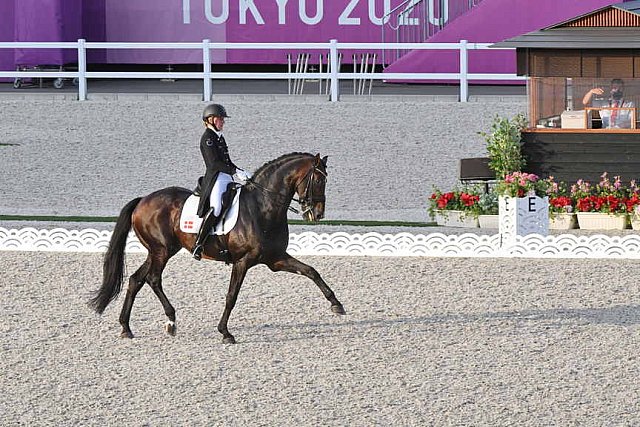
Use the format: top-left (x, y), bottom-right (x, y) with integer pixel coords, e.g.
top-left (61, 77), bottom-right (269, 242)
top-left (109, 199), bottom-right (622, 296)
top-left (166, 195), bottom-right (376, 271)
top-left (89, 197), bottom-right (142, 314)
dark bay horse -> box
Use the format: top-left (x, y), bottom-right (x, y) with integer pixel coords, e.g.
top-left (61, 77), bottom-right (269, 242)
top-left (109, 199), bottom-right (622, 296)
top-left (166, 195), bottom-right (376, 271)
top-left (89, 152), bottom-right (345, 344)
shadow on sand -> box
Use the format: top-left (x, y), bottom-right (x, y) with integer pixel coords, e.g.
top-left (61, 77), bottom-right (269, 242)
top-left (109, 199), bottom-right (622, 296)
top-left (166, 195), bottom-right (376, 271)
top-left (241, 304), bottom-right (640, 344)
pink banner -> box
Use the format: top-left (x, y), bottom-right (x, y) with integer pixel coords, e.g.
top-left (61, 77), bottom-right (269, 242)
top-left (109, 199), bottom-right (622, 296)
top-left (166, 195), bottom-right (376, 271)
top-left (1, 0), bottom-right (632, 73)
top-left (102, 0), bottom-right (404, 64)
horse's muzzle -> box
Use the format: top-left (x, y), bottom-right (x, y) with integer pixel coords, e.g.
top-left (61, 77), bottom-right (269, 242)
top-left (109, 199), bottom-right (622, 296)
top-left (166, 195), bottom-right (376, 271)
top-left (302, 204), bottom-right (323, 222)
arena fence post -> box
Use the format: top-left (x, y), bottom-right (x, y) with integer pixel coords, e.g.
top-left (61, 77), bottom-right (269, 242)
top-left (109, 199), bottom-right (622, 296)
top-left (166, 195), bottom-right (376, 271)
top-left (459, 39), bottom-right (468, 103)
top-left (202, 39), bottom-right (212, 101)
top-left (329, 39), bottom-right (339, 102)
top-left (77, 39), bottom-right (87, 101)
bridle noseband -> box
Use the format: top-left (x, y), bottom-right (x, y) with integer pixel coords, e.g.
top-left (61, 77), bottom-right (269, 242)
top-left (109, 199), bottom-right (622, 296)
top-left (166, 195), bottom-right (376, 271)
top-left (248, 164), bottom-right (327, 216)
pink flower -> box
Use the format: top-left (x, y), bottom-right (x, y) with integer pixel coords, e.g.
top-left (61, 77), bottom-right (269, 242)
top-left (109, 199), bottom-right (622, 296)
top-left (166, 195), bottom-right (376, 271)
top-left (614, 176), bottom-right (622, 190)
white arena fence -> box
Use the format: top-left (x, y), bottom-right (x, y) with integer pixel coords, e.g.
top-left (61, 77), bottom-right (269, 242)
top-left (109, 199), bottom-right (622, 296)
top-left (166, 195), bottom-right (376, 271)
top-left (2, 227), bottom-right (640, 259)
top-left (0, 40), bottom-right (524, 102)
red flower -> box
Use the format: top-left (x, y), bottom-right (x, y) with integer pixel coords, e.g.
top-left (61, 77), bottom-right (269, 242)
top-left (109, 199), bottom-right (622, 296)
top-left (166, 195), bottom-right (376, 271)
top-left (576, 195), bottom-right (629, 213)
top-left (626, 193), bottom-right (640, 212)
top-left (550, 196), bottom-right (572, 208)
top-left (459, 192), bottom-right (479, 207)
top-left (435, 192), bottom-right (456, 209)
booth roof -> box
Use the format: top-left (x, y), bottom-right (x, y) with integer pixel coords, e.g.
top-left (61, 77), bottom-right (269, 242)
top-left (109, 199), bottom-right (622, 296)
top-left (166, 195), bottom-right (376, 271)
top-left (491, 27), bottom-right (640, 49)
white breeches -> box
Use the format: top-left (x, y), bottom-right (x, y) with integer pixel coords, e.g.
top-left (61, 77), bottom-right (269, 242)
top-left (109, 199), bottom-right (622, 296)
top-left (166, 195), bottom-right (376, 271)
top-left (211, 172), bottom-right (233, 216)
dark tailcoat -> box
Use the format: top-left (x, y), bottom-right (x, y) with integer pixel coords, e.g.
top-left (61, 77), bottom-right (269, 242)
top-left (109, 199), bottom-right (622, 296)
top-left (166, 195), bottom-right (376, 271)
top-left (197, 127), bottom-right (237, 217)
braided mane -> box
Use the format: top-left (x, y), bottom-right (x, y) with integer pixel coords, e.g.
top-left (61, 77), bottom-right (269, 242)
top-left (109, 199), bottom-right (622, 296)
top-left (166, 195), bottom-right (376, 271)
top-left (251, 152), bottom-right (314, 180)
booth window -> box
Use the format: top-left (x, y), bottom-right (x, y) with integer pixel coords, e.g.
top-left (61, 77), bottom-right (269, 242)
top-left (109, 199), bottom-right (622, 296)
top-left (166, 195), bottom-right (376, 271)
top-left (528, 77), bottom-right (639, 130)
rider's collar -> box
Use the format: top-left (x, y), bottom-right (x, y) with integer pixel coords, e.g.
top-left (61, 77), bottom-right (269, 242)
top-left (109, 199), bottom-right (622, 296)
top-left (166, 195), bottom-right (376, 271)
top-left (206, 124), bottom-right (223, 137)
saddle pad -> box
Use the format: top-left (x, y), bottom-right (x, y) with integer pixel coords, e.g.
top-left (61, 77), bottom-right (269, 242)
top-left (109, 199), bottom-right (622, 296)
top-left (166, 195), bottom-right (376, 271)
top-left (179, 189), bottom-right (241, 235)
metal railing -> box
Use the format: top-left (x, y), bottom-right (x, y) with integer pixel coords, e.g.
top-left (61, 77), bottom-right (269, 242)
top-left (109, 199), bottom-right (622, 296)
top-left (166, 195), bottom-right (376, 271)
top-left (381, 0), bottom-right (484, 65)
top-left (0, 39), bottom-right (523, 102)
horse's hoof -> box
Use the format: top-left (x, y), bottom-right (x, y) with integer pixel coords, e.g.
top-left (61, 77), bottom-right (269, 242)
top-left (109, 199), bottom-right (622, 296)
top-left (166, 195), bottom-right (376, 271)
top-left (164, 321), bottom-right (177, 336)
top-left (331, 304), bottom-right (346, 315)
top-left (120, 330), bottom-right (134, 339)
top-left (222, 335), bottom-right (236, 344)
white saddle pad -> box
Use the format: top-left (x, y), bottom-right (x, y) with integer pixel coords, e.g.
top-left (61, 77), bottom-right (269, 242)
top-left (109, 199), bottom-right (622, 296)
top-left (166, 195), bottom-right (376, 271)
top-left (179, 189), bottom-right (241, 235)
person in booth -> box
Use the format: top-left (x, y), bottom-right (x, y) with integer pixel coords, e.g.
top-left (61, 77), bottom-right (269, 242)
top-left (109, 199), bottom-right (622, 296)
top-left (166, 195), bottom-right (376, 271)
top-left (192, 103), bottom-right (250, 261)
top-left (583, 78), bottom-right (635, 129)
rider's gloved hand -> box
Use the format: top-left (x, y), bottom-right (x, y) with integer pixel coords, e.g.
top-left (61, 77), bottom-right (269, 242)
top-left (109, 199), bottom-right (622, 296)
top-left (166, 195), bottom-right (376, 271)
top-left (233, 169), bottom-right (251, 184)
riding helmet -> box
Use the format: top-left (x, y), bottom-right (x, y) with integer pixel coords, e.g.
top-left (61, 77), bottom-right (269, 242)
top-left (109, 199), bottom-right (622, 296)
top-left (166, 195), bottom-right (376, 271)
top-left (202, 103), bottom-right (229, 121)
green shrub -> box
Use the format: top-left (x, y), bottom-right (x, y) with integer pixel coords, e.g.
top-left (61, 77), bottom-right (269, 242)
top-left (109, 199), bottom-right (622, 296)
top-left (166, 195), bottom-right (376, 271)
top-left (479, 114), bottom-right (527, 179)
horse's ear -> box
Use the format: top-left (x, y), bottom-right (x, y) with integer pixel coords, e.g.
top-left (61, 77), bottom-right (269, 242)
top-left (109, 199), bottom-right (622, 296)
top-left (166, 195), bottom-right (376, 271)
top-left (321, 155), bottom-right (328, 167)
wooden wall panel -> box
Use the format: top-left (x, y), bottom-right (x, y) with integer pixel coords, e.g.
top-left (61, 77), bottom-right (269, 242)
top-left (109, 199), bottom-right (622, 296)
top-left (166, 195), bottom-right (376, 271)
top-left (599, 55), bottom-right (634, 77)
top-left (527, 50), bottom-right (637, 78)
top-left (561, 9), bottom-right (640, 27)
top-left (522, 132), bottom-right (640, 183)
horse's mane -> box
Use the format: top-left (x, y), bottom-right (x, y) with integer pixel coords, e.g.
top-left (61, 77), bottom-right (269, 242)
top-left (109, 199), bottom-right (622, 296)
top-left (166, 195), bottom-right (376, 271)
top-left (251, 152), bottom-right (314, 180)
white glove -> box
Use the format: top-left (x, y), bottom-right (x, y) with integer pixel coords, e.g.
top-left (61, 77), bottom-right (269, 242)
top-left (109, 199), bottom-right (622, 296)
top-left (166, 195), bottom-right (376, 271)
top-left (233, 169), bottom-right (251, 184)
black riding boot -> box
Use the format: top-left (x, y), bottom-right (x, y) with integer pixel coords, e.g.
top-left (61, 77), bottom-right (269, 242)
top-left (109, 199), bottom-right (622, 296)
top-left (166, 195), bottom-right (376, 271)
top-left (193, 207), bottom-right (220, 260)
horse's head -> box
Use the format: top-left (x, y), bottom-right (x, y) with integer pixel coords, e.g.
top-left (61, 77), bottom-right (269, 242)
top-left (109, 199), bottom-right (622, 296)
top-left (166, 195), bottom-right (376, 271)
top-left (249, 152), bottom-right (329, 222)
top-left (294, 153), bottom-right (328, 222)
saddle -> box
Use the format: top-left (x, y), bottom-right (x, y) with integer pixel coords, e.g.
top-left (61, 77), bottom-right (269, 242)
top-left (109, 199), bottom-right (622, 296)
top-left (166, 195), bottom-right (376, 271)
top-left (179, 185), bottom-right (242, 235)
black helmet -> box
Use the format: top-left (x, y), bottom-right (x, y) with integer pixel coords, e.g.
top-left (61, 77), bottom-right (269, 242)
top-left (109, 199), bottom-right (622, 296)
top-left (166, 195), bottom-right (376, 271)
top-left (202, 103), bottom-right (229, 121)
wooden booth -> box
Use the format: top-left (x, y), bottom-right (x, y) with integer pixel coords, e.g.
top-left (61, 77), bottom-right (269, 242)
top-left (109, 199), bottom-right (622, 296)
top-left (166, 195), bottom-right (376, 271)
top-left (492, 1), bottom-right (640, 183)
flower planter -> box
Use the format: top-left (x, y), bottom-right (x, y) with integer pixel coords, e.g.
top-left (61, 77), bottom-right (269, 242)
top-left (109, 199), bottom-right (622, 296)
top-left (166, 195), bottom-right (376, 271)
top-left (434, 210), bottom-right (479, 228)
top-left (576, 212), bottom-right (628, 230)
top-left (478, 214), bottom-right (499, 229)
top-left (631, 213), bottom-right (640, 230)
top-left (549, 213), bottom-right (577, 230)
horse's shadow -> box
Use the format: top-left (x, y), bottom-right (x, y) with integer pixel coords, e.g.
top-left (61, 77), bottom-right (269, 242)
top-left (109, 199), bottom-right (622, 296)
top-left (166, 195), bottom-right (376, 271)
top-left (241, 304), bottom-right (640, 344)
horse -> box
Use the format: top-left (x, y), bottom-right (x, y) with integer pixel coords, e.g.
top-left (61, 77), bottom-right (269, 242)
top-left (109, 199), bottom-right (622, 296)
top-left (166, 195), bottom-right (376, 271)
top-left (89, 152), bottom-right (345, 344)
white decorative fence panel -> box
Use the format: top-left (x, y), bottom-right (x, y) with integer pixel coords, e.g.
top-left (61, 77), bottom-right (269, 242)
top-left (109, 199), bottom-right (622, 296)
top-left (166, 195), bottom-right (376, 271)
top-left (1, 227), bottom-right (640, 259)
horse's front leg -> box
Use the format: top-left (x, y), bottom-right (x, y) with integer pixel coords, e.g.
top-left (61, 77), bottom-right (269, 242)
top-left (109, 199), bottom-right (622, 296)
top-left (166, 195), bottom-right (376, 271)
top-left (217, 259), bottom-right (250, 344)
top-left (268, 253), bottom-right (346, 315)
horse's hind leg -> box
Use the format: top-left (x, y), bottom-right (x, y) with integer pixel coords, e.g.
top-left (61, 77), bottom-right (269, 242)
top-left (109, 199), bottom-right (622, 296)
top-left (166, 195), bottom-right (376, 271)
top-left (119, 252), bottom-right (176, 338)
top-left (268, 254), bottom-right (345, 315)
top-left (146, 252), bottom-right (177, 336)
top-left (217, 259), bottom-right (250, 344)
top-left (119, 257), bottom-right (150, 338)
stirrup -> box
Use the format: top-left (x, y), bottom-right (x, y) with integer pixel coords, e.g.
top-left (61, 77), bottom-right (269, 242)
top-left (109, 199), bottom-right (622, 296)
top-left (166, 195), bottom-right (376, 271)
top-left (193, 244), bottom-right (204, 261)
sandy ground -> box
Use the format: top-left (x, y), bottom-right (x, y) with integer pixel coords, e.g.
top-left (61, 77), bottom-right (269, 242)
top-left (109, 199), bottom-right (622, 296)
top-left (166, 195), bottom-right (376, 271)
top-left (0, 96), bottom-right (526, 223)
top-left (2, 96), bottom-right (639, 425)
top-left (2, 251), bottom-right (640, 425)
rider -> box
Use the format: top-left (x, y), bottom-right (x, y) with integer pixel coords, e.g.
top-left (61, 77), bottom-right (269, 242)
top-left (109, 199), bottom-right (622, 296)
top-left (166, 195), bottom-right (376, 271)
top-left (193, 103), bottom-right (250, 260)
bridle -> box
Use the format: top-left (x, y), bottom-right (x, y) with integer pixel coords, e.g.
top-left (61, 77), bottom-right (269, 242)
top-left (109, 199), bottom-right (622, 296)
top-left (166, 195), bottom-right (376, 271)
top-left (247, 163), bottom-right (327, 217)
top-left (294, 165), bottom-right (327, 218)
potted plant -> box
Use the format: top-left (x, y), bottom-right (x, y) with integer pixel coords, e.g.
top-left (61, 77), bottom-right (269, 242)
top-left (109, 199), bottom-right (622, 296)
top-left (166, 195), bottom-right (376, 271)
top-left (428, 186), bottom-right (481, 228)
top-left (479, 113), bottom-right (528, 179)
top-left (495, 171), bottom-right (548, 198)
top-left (477, 190), bottom-right (499, 228)
top-left (627, 181), bottom-right (640, 230)
top-left (572, 173), bottom-right (629, 230)
top-left (543, 176), bottom-right (577, 230)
